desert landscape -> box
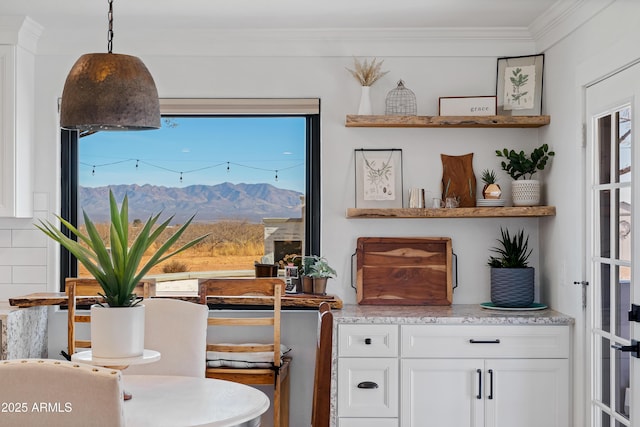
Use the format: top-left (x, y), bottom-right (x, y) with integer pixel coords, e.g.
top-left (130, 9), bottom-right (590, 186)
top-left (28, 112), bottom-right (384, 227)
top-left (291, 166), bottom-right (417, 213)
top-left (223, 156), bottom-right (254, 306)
top-left (77, 220), bottom-right (268, 277)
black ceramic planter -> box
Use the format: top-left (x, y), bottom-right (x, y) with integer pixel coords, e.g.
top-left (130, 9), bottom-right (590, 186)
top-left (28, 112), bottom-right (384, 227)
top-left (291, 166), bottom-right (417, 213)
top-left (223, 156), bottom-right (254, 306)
top-left (490, 267), bottom-right (534, 307)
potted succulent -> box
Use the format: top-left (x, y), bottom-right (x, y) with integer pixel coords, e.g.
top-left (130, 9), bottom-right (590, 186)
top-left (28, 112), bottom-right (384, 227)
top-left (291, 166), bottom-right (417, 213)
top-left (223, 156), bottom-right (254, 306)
top-left (481, 169), bottom-right (502, 199)
top-left (307, 256), bottom-right (337, 295)
top-left (487, 227), bottom-right (534, 307)
top-left (36, 190), bottom-right (207, 358)
top-left (495, 144), bottom-right (555, 206)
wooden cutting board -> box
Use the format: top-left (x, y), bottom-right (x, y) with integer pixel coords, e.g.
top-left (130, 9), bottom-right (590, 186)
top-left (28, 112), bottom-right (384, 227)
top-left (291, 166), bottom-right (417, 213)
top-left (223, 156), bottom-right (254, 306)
top-left (356, 237), bottom-right (452, 305)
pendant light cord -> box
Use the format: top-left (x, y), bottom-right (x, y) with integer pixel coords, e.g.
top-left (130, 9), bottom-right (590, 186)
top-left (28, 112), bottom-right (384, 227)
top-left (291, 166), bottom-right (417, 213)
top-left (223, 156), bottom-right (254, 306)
top-left (107, 0), bottom-right (114, 54)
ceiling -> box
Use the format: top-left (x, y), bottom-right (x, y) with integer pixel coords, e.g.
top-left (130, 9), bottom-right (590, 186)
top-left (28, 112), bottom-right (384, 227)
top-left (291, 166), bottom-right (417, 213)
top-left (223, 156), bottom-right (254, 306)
top-left (1, 0), bottom-right (570, 33)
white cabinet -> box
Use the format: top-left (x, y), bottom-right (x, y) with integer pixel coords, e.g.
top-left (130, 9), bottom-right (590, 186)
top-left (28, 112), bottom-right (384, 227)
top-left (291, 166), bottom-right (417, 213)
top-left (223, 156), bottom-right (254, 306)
top-left (335, 323), bottom-right (570, 427)
top-left (0, 18), bottom-right (39, 218)
top-left (400, 325), bottom-right (570, 427)
top-left (337, 324), bottom-right (399, 426)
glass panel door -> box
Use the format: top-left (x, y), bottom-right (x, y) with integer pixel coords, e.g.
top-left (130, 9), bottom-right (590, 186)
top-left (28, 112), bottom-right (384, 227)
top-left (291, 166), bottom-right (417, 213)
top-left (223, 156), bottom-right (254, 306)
top-left (587, 63), bottom-right (639, 427)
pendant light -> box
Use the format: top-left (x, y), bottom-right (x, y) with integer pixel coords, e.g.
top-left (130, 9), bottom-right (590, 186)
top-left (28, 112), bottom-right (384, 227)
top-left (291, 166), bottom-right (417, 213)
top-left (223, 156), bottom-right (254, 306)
top-left (60, 0), bottom-right (160, 131)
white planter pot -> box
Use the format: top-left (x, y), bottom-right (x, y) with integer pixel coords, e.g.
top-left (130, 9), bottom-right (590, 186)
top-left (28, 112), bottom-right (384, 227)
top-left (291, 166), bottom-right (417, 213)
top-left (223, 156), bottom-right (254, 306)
top-left (511, 179), bottom-right (541, 206)
top-left (90, 304), bottom-right (145, 359)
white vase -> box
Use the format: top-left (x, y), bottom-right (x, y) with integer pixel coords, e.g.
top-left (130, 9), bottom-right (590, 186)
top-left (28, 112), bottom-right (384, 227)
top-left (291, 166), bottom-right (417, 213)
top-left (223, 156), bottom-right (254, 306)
top-left (358, 86), bottom-right (373, 115)
top-left (511, 179), bottom-right (541, 206)
top-left (91, 304), bottom-right (145, 358)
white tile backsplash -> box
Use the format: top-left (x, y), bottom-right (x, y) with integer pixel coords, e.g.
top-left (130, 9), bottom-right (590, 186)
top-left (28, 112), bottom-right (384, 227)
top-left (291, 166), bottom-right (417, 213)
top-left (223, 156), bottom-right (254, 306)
top-left (0, 231), bottom-right (11, 248)
top-left (0, 248), bottom-right (46, 266)
top-left (12, 229), bottom-right (46, 247)
top-left (13, 266), bottom-right (47, 284)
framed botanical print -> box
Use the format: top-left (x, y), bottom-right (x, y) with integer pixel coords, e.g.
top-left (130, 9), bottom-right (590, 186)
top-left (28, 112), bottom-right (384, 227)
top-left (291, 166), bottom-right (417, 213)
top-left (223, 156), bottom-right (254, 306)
top-left (354, 149), bottom-right (403, 208)
top-left (496, 54), bottom-right (544, 115)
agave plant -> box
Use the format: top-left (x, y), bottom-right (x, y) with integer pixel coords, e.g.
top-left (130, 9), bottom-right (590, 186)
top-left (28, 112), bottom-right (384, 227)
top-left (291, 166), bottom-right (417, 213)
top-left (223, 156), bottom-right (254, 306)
top-left (36, 190), bottom-right (208, 307)
top-left (487, 228), bottom-right (532, 268)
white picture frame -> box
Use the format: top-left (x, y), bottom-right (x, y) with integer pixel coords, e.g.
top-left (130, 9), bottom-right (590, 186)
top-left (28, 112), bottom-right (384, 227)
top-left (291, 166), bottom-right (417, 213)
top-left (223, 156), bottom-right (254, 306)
top-left (438, 96), bottom-right (497, 116)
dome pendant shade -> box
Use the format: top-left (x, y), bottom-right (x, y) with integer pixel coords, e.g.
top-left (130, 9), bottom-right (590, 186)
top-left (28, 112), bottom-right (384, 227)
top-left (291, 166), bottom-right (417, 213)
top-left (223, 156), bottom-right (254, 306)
top-left (60, 53), bottom-right (161, 131)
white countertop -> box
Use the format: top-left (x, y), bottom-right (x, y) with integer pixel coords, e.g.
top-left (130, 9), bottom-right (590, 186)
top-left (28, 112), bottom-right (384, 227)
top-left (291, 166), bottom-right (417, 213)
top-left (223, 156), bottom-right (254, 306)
top-left (333, 304), bottom-right (574, 325)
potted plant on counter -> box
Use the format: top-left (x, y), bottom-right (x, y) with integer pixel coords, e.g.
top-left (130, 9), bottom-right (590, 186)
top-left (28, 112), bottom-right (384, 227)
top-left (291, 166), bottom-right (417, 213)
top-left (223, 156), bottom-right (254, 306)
top-left (487, 227), bottom-right (534, 308)
top-left (36, 189), bottom-right (208, 358)
top-left (495, 143), bottom-right (554, 206)
top-left (308, 256), bottom-right (337, 295)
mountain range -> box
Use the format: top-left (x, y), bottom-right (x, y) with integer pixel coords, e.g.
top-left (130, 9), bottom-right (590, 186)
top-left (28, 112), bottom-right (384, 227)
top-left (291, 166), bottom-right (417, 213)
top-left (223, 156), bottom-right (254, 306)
top-left (79, 183), bottom-right (304, 224)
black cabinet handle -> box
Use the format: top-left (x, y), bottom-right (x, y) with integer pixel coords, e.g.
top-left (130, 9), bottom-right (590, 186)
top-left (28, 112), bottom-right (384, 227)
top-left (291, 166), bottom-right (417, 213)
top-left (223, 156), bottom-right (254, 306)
top-left (488, 369), bottom-right (494, 400)
top-left (364, 338), bottom-right (372, 345)
top-left (357, 381), bottom-right (379, 389)
top-left (476, 369), bottom-right (482, 399)
top-left (469, 339), bottom-right (501, 344)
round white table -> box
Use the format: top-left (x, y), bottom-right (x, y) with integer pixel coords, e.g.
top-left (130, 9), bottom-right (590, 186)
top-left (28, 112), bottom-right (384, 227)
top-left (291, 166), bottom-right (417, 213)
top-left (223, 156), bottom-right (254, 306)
top-left (71, 349), bottom-right (161, 400)
top-left (122, 375), bottom-right (270, 427)
top-left (71, 349), bottom-right (161, 369)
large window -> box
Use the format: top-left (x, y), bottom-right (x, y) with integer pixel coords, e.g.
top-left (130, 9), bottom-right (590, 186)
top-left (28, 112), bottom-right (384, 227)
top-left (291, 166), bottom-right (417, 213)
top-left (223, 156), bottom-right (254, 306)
top-left (60, 99), bottom-right (320, 291)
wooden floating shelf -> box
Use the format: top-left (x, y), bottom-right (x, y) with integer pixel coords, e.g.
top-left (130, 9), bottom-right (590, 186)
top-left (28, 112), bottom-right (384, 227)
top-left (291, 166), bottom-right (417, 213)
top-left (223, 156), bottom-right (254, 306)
top-left (346, 206), bottom-right (556, 219)
top-left (345, 114), bottom-right (550, 128)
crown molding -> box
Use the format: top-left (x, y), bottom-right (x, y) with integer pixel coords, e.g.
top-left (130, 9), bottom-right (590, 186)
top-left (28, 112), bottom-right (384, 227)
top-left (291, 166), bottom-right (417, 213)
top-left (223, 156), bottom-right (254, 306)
top-left (38, 26), bottom-right (537, 57)
top-left (530, 0), bottom-right (614, 52)
top-left (0, 16), bottom-right (43, 53)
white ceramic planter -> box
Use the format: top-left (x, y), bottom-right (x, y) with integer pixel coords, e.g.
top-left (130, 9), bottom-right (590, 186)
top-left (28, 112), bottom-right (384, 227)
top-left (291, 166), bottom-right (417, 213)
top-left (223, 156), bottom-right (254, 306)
top-left (90, 304), bottom-right (145, 358)
top-left (358, 86), bottom-right (372, 115)
top-left (511, 179), bottom-right (541, 206)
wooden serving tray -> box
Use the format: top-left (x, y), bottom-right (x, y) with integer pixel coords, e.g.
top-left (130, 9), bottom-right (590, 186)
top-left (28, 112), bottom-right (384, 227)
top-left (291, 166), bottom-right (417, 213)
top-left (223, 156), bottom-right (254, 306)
top-left (356, 237), bottom-right (453, 305)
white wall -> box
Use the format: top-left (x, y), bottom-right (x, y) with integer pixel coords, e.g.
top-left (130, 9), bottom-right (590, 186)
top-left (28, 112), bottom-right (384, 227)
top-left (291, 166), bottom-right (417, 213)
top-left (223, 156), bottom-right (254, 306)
top-left (539, 1), bottom-right (640, 426)
top-left (2, 2), bottom-right (637, 425)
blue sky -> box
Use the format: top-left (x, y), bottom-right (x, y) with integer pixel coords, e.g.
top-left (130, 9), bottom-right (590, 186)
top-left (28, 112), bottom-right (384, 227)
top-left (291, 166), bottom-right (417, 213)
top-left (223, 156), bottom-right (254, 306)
top-left (80, 116), bottom-right (306, 193)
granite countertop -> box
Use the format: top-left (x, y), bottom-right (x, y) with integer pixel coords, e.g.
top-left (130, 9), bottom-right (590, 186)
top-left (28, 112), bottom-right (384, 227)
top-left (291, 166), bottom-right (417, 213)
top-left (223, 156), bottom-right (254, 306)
top-left (333, 304), bottom-right (574, 325)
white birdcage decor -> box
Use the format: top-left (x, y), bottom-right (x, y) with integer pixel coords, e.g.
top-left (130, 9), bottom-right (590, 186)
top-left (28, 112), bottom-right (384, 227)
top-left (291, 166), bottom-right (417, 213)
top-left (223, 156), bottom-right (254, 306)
top-left (385, 80), bottom-right (417, 115)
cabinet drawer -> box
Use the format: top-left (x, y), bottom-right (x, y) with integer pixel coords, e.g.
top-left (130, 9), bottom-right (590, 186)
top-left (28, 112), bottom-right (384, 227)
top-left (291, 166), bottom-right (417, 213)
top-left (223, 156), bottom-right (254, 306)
top-left (338, 358), bottom-right (398, 418)
top-left (401, 325), bottom-right (569, 358)
top-left (339, 324), bottom-right (399, 357)
top-left (339, 418), bottom-right (398, 427)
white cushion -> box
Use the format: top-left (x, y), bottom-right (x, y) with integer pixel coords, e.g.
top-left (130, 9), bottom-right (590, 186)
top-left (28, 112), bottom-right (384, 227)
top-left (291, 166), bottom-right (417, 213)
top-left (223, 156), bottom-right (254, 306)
top-left (206, 344), bottom-right (291, 368)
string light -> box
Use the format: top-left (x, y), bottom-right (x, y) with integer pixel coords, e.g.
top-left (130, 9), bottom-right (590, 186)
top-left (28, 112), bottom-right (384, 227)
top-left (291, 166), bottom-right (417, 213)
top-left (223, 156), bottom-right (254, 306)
top-left (79, 158), bottom-right (303, 183)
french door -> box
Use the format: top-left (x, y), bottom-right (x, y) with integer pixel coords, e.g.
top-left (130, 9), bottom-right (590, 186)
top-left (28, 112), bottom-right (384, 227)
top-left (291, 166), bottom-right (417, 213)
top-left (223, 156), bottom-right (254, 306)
top-left (586, 62), bottom-right (640, 427)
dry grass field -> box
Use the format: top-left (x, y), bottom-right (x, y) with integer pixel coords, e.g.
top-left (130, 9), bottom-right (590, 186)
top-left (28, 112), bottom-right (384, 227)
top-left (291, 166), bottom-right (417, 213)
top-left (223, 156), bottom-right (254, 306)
top-left (77, 220), bottom-right (266, 276)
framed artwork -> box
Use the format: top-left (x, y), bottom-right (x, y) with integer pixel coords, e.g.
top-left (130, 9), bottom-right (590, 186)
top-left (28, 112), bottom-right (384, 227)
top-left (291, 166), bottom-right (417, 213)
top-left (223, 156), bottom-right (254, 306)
top-left (496, 54), bottom-right (544, 116)
top-left (354, 149), bottom-right (403, 208)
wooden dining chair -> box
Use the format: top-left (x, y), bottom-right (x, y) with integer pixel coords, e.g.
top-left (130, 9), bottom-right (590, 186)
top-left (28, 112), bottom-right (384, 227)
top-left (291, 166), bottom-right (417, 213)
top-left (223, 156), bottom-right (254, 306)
top-left (311, 302), bottom-right (333, 427)
top-left (0, 359), bottom-right (125, 427)
top-left (198, 277), bottom-right (291, 427)
top-left (65, 277), bottom-right (155, 357)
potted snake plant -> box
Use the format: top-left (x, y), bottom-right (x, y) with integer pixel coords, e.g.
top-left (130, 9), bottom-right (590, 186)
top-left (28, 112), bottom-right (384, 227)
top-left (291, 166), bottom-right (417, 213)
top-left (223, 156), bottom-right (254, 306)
top-left (36, 189), bottom-right (207, 358)
top-left (487, 227), bottom-right (534, 307)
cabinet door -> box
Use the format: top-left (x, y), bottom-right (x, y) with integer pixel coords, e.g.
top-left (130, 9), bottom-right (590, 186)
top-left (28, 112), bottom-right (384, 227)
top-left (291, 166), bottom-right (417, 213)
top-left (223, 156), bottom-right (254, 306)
top-left (401, 359), bottom-right (484, 427)
top-left (484, 359), bottom-right (569, 427)
top-left (338, 357), bottom-right (398, 418)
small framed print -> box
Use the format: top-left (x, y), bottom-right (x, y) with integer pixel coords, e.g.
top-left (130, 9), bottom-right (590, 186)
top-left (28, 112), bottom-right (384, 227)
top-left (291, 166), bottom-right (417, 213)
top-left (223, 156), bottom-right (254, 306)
top-left (354, 149), bottom-right (403, 208)
top-left (439, 96), bottom-right (497, 116)
top-left (496, 54), bottom-right (544, 116)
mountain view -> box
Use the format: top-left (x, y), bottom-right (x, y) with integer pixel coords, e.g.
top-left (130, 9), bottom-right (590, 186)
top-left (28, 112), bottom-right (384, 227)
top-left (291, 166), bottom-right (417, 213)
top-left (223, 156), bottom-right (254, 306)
top-left (79, 182), bottom-right (304, 224)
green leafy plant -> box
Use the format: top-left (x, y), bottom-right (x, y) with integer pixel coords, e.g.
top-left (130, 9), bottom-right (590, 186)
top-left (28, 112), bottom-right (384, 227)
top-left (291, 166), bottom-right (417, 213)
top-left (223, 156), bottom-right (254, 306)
top-left (307, 256), bottom-right (337, 279)
top-left (495, 144), bottom-right (555, 180)
top-left (36, 190), bottom-right (208, 307)
top-left (487, 228), bottom-right (532, 268)
top-left (481, 169), bottom-right (498, 185)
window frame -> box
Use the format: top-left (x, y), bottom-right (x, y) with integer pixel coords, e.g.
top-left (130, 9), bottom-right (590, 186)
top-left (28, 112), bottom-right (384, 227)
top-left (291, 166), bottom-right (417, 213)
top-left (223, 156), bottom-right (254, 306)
top-left (59, 98), bottom-right (321, 291)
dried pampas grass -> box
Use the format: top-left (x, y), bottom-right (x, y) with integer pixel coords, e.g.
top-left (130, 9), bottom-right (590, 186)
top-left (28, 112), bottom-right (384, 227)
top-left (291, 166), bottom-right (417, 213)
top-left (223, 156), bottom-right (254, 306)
top-left (346, 57), bottom-right (389, 87)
